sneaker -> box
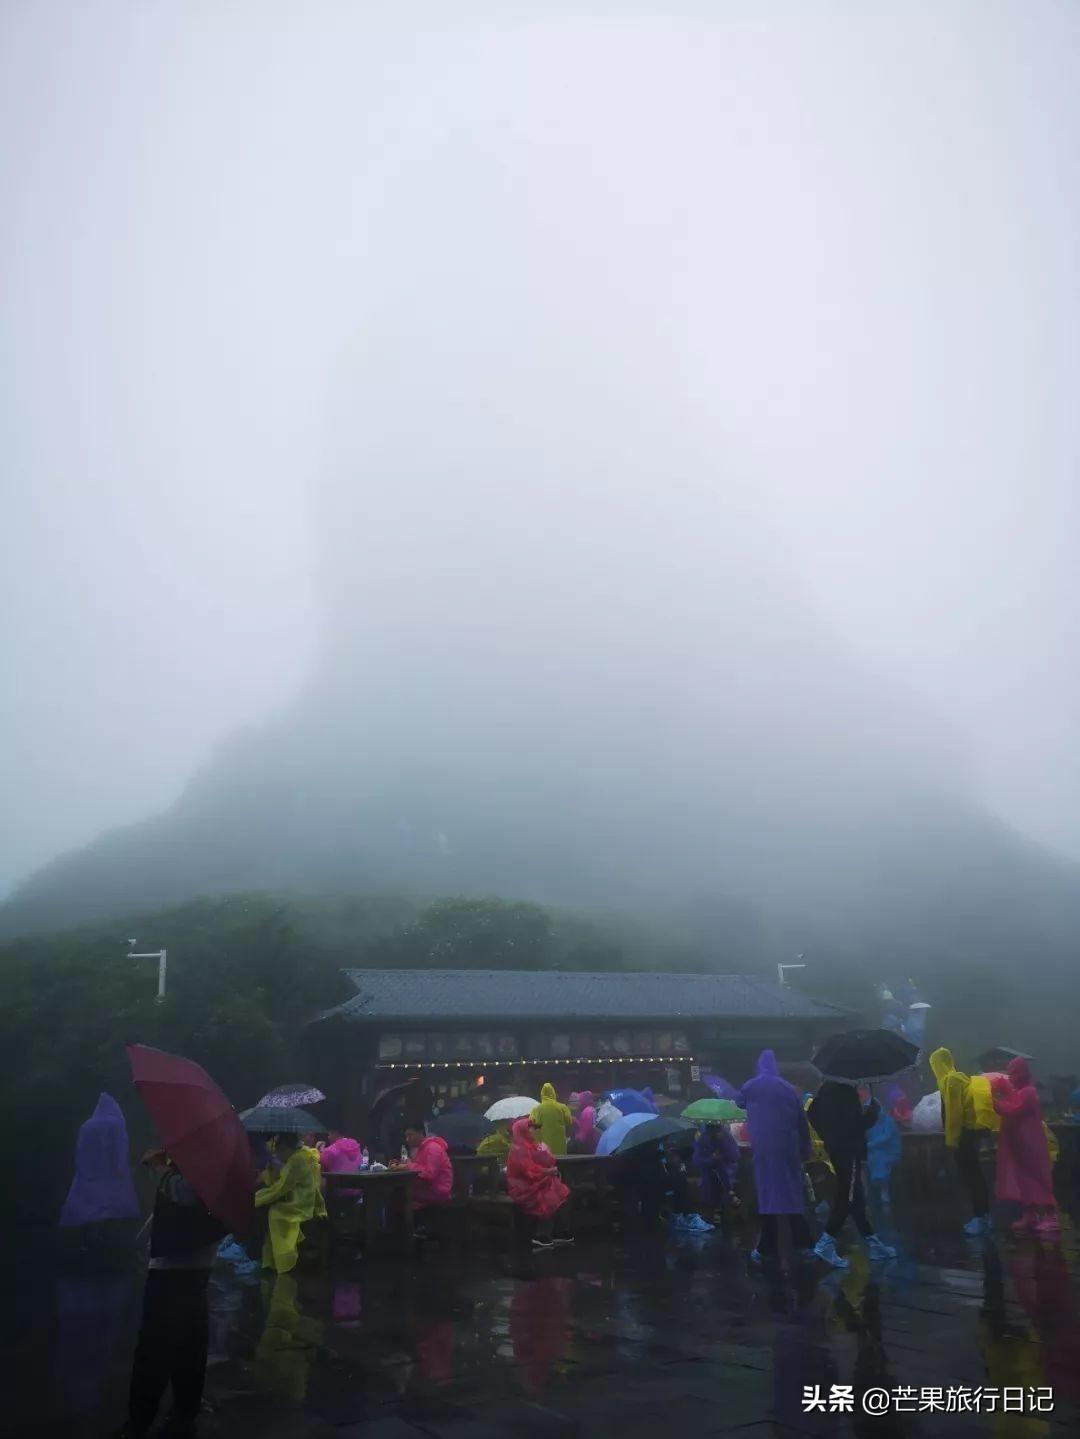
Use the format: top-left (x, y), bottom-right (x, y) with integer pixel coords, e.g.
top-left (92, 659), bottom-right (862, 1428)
top-left (865, 1235), bottom-right (897, 1262)
top-left (963, 1215), bottom-right (989, 1237)
top-left (748, 1248), bottom-right (763, 1265)
top-left (1035, 1217), bottom-right (1061, 1240)
top-left (812, 1234), bottom-right (850, 1270)
top-left (687, 1214), bottom-right (715, 1233)
top-left (532, 1238), bottom-right (555, 1250)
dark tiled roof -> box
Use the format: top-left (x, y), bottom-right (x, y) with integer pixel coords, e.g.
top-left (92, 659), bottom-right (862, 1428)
top-left (318, 968), bottom-right (849, 1025)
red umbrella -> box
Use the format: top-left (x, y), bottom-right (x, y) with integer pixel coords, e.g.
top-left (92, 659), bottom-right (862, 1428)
top-left (126, 1043), bottom-right (255, 1237)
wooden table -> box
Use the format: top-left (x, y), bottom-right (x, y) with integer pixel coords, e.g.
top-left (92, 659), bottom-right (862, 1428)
top-left (324, 1170), bottom-right (414, 1254)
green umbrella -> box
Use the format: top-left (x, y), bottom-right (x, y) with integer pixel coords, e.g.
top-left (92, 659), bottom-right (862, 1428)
top-left (680, 1098), bottom-right (745, 1122)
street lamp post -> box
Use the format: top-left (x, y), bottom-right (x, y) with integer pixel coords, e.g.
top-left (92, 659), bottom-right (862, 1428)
top-left (777, 956), bottom-right (807, 987)
top-left (129, 941), bottom-right (167, 1002)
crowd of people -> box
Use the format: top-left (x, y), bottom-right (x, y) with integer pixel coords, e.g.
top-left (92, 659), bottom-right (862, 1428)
top-left (56, 1043), bottom-right (1076, 1439)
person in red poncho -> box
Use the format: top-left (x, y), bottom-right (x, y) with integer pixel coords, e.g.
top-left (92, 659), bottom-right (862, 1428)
top-left (506, 1117), bottom-right (571, 1251)
top-left (992, 1057), bottom-right (1059, 1238)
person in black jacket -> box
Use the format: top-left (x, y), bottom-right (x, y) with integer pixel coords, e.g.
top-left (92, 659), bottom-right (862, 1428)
top-left (807, 1083), bottom-right (896, 1270)
top-left (114, 1150), bottom-right (226, 1438)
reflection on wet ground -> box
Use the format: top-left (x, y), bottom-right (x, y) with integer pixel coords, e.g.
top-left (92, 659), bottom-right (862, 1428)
top-left (14, 1212), bottom-right (1080, 1438)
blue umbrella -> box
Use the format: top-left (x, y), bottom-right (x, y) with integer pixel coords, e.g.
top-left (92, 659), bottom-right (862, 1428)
top-left (606, 1087), bottom-right (659, 1117)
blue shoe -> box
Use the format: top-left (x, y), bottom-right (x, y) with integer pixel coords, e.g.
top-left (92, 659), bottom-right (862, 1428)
top-left (812, 1234), bottom-right (850, 1270)
top-left (963, 1215), bottom-right (989, 1237)
top-left (685, 1214), bottom-right (715, 1233)
top-left (748, 1248), bottom-right (763, 1265)
top-left (865, 1235), bottom-right (897, 1262)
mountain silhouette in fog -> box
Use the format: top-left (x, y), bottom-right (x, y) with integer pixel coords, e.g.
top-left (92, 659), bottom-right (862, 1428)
top-left (6, 373), bottom-right (1080, 1009)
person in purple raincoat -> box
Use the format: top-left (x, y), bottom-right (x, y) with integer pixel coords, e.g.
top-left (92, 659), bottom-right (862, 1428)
top-left (59, 1092), bottom-right (139, 1227)
top-left (736, 1050), bottom-right (813, 1262)
top-left (692, 1123), bottom-right (740, 1220)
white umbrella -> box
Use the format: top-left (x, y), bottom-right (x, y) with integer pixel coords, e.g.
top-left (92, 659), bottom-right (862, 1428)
top-left (483, 1095), bottom-right (539, 1122)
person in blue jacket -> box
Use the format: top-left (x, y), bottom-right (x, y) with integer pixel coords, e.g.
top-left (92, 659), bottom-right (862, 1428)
top-left (865, 1104), bottom-right (902, 1214)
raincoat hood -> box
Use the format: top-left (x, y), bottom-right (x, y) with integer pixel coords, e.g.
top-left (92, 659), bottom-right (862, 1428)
top-left (929, 1047), bottom-right (956, 1084)
top-left (59, 1090), bottom-right (140, 1227)
top-left (756, 1049), bottom-right (779, 1078)
top-left (539, 1083), bottom-right (557, 1104)
top-left (324, 1136), bottom-right (361, 1163)
top-left (512, 1117), bottom-right (538, 1145)
top-left (1006, 1057), bottom-right (1033, 1088)
top-left (418, 1133), bottom-right (450, 1155)
top-left (92, 1093), bottom-right (127, 1126)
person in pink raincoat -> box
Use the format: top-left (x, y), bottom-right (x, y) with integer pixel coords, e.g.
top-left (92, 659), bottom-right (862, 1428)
top-left (506, 1117), bottom-right (571, 1249)
top-left (398, 1126), bottom-right (453, 1215)
top-left (319, 1130), bottom-right (364, 1177)
top-left (992, 1057), bottom-right (1058, 1237)
top-left (570, 1092), bottom-right (599, 1154)
top-left (319, 1128), bottom-right (364, 1199)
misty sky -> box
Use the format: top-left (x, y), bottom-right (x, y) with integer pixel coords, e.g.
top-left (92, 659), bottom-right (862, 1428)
top-left (2, 2), bottom-right (1078, 898)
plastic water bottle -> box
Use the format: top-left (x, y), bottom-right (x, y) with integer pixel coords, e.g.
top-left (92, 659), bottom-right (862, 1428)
top-left (361, 1146), bottom-right (369, 1169)
top-left (400, 1144), bottom-right (409, 1164)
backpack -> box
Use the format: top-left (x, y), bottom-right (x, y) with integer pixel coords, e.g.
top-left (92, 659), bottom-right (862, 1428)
top-left (969, 1073), bottom-right (1002, 1132)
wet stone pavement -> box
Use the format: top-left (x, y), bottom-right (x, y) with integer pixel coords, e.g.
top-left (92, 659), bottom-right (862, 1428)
top-left (14, 1211), bottom-right (1080, 1439)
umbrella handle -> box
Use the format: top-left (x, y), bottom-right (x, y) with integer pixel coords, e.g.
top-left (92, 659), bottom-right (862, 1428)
top-left (136, 1215), bottom-right (153, 1245)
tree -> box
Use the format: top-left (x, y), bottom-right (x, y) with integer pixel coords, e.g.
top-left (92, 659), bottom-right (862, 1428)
top-left (389, 896), bottom-right (556, 970)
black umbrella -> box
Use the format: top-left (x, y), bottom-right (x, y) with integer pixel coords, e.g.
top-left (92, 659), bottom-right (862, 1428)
top-left (811, 1029), bottom-right (919, 1083)
top-left (975, 1047), bottom-right (1033, 1074)
top-left (369, 1078), bottom-right (433, 1127)
top-left (240, 1105), bottom-right (326, 1135)
top-left (428, 1112), bottom-right (493, 1149)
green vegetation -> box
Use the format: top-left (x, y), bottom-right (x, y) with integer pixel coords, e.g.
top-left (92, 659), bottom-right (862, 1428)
top-left (0, 889), bottom-right (656, 1224)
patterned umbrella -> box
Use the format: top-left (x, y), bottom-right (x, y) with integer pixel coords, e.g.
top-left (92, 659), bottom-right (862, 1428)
top-left (256, 1083), bottom-right (326, 1109)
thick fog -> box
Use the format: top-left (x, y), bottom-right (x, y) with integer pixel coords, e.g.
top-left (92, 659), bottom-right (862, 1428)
top-left (2, 2), bottom-right (1079, 902)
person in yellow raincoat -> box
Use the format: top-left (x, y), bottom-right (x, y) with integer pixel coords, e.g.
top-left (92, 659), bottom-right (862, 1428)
top-left (477, 1121), bottom-right (511, 1160)
top-left (530, 1083), bottom-right (573, 1157)
top-left (255, 1133), bottom-right (321, 1274)
top-left (253, 1272), bottom-right (323, 1401)
top-left (802, 1092), bottom-right (833, 1212)
top-left (300, 1142), bottom-right (328, 1219)
top-left (929, 1047), bottom-right (990, 1236)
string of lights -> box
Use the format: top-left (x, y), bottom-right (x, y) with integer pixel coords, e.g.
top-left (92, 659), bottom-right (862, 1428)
top-left (377, 1055), bottom-right (694, 1070)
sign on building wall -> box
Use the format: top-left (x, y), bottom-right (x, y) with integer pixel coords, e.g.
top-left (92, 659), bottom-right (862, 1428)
top-left (377, 1032), bottom-right (519, 1061)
